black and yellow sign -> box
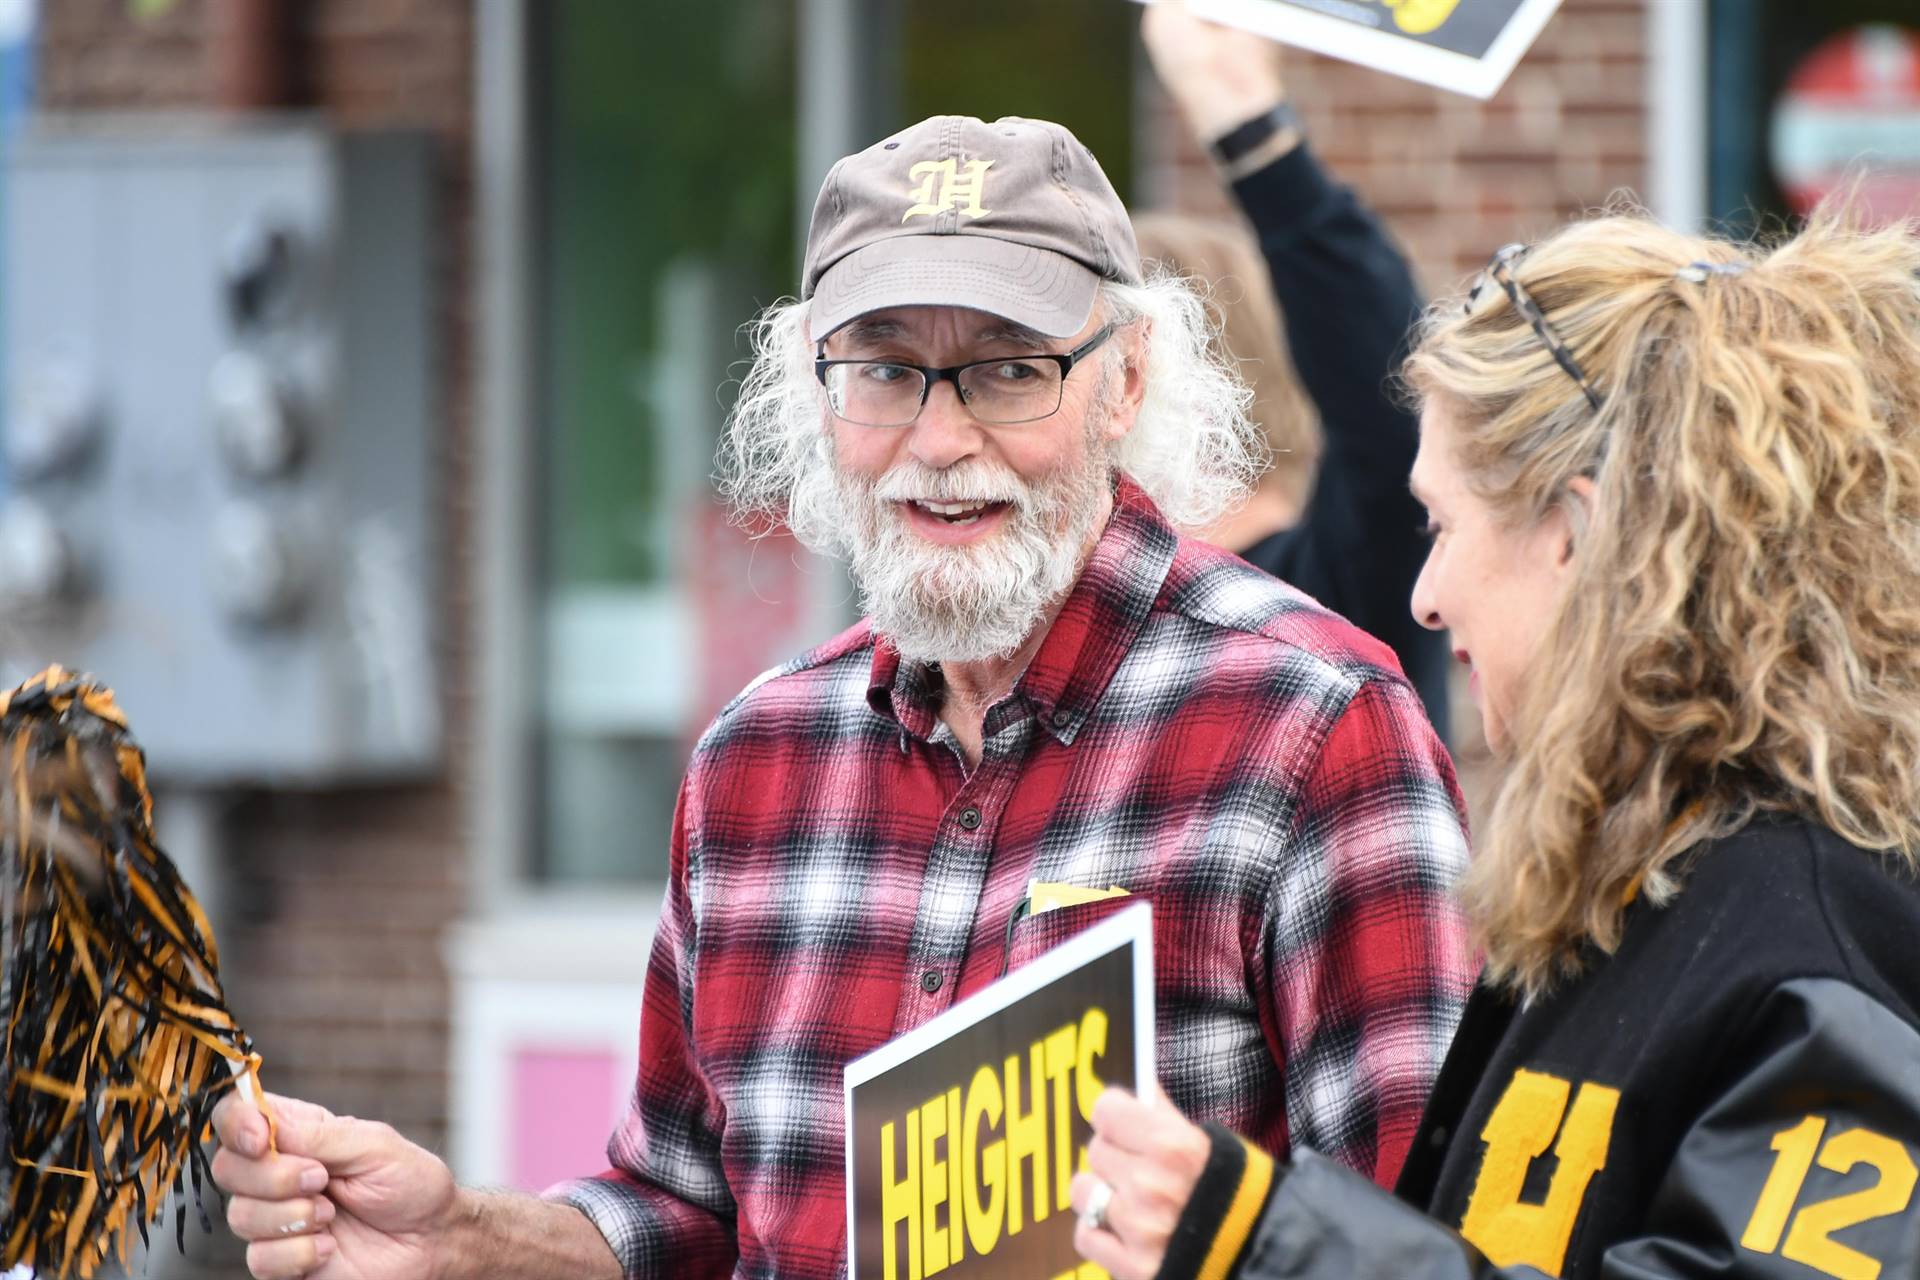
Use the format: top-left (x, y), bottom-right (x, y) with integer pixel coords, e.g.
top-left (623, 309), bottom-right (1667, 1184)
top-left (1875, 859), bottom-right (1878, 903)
top-left (844, 905), bottom-right (1153, 1280)
top-left (1186, 0), bottom-right (1565, 99)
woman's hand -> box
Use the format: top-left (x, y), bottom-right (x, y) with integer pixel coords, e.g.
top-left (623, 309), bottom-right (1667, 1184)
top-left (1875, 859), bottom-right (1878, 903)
top-left (1141, 3), bottom-right (1288, 142)
top-left (1069, 1087), bottom-right (1212, 1280)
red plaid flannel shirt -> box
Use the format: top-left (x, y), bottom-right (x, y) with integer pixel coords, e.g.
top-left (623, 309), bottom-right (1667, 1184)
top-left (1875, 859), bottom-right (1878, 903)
top-left (551, 480), bottom-right (1475, 1278)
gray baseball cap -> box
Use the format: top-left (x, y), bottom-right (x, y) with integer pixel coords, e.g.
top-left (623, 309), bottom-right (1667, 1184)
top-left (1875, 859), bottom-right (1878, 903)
top-left (803, 115), bottom-right (1143, 341)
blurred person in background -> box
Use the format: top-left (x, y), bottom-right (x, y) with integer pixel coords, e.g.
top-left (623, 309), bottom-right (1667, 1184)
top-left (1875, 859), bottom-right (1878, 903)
top-left (207, 113), bottom-right (1474, 1280)
top-left (1129, 214), bottom-right (1315, 548)
top-left (1069, 209), bottom-right (1920, 1280)
top-left (1140, 5), bottom-right (1451, 743)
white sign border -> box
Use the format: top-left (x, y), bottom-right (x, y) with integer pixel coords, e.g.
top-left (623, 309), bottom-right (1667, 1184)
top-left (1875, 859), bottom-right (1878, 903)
top-left (1176, 0), bottom-right (1566, 101)
top-left (842, 901), bottom-right (1157, 1280)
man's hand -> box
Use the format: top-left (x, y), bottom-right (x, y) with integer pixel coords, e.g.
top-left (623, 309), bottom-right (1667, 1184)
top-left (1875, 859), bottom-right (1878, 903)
top-left (212, 1091), bottom-right (458, 1280)
top-left (1142, 4), bottom-right (1288, 142)
top-left (1069, 1087), bottom-right (1212, 1280)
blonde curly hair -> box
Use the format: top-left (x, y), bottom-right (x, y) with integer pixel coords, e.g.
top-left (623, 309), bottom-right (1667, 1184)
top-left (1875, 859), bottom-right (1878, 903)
top-left (1404, 204), bottom-right (1920, 996)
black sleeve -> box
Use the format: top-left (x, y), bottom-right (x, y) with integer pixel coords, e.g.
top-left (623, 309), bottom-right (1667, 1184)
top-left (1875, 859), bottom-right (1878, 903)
top-left (1230, 143), bottom-right (1450, 742)
top-left (1599, 978), bottom-right (1920, 1278)
top-left (1207, 978), bottom-right (1920, 1280)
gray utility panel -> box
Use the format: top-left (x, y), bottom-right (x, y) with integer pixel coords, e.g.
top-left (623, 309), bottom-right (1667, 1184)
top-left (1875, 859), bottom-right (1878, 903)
top-left (2, 121), bottom-right (440, 783)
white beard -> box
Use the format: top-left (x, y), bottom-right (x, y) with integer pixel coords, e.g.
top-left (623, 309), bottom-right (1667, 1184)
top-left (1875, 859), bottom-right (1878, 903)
top-left (831, 431), bottom-right (1112, 665)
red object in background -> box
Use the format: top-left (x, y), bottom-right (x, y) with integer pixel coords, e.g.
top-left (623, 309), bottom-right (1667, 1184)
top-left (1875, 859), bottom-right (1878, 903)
top-left (1771, 24), bottom-right (1920, 226)
top-left (689, 502), bottom-right (813, 741)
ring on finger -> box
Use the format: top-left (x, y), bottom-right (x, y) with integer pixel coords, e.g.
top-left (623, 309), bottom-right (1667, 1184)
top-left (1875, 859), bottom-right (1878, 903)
top-left (1080, 1177), bottom-right (1114, 1233)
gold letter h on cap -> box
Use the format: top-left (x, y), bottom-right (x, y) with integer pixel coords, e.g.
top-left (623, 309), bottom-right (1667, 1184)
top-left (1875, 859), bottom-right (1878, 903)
top-left (903, 158), bottom-right (993, 223)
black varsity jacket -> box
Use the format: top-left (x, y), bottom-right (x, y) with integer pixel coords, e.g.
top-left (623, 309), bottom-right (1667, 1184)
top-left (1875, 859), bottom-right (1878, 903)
top-left (1156, 814), bottom-right (1920, 1279)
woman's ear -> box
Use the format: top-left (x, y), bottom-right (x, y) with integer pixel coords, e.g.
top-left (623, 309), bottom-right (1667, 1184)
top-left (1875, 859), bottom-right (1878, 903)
top-left (1558, 475), bottom-right (1597, 567)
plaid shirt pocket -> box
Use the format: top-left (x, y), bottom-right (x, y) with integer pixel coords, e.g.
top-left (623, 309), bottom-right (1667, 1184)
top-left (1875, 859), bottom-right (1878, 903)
top-left (1005, 892), bottom-right (1143, 974)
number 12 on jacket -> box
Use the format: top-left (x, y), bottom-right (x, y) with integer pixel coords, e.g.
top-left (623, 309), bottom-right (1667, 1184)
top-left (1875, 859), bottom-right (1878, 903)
top-left (1740, 1114), bottom-right (1916, 1280)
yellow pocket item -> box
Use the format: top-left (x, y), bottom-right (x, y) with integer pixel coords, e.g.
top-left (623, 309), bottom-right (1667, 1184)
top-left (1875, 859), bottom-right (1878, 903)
top-left (1028, 880), bottom-right (1130, 915)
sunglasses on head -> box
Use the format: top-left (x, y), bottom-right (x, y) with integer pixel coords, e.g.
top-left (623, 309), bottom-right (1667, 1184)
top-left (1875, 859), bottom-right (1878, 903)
top-left (1465, 242), bottom-right (1604, 413)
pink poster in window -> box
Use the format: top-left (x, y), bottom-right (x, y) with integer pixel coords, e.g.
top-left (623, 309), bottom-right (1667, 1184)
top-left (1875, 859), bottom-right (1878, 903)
top-left (510, 1047), bottom-right (623, 1193)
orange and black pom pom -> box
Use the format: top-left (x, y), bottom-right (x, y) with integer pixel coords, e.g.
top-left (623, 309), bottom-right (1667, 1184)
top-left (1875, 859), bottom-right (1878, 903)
top-left (1, 666), bottom-right (270, 1279)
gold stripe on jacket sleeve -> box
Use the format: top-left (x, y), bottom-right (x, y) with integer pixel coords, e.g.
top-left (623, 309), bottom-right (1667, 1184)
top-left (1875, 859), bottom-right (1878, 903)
top-left (1196, 1139), bottom-right (1277, 1280)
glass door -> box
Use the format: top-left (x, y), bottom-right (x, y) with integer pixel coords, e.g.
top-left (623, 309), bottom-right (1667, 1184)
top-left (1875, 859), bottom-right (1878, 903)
top-left (531, 0), bottom-right (1140, 886)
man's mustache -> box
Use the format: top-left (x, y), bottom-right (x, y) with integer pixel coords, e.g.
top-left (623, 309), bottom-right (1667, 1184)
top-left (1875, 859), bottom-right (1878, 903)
top-left (869, 464), bottom-right (1030, 509)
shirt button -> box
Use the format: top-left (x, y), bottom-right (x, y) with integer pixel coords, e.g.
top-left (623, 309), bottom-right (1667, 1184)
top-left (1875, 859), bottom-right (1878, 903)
top-left (1429, 1126), bottom-right (1450, 1149)
top-left (958, 807), bottom-right (982, 830)
top-left (1052, 708), bottom-right (1073, 728)
top-left (921, 969), bottom-right (943, 993)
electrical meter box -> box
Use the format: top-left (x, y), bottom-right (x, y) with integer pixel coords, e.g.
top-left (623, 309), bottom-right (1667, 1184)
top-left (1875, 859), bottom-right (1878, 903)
top-left (1, 121), bottom-right (440, 783)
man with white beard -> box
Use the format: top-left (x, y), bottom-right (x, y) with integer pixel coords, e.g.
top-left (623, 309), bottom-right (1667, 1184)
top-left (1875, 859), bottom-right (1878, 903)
top-left (208, 116), bottom-right (1474, 1280)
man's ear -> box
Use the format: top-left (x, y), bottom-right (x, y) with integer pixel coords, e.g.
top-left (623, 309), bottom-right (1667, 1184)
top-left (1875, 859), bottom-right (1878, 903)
top-left (1103, 321), bottom-right (1150, 441)
top-left (1558, 475), bottom-right (1597, 567)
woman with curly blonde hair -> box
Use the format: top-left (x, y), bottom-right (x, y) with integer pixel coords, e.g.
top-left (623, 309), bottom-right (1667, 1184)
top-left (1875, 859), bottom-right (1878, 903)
top-left (1069, 205), bottom-right (1920, 1280)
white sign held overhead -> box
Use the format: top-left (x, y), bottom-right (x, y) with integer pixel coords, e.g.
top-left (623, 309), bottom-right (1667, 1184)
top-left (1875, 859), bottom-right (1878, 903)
top-left (1171, 0), bottom-right (1566, 100)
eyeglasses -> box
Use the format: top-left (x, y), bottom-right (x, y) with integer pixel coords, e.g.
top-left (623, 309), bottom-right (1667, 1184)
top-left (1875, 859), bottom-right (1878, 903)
top-left (1464, 243), bottom-right (1603, 412)
top-left (814, 324), bottom-right (1115, 428)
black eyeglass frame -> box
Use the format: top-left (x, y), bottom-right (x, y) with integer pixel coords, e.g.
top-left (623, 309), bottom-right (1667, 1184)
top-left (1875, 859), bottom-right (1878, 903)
top-left (1464, 243), bottom-right (1604, 413)
top-left (813, 323), bottom-right (1116, 427)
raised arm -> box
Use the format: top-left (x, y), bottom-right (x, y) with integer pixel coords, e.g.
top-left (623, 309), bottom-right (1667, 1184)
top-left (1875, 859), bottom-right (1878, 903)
top-left (1143, 7), bottom-right (1451, 739)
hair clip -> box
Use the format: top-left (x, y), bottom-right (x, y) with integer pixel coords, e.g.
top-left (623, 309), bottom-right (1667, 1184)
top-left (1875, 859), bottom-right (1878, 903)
top-left (1676, 260), bottom-right (1747, 283)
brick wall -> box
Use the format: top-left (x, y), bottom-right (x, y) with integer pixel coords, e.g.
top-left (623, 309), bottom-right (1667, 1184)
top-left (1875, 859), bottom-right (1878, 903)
top-left (35, 3), bottom-right (478, 1264)
top-left (1143, 0), bottom-right (1650, 286)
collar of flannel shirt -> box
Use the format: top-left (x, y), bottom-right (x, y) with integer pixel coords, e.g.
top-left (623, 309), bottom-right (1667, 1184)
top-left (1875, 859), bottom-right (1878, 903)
top-left (865, 474), bottom-right (1177, 745)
